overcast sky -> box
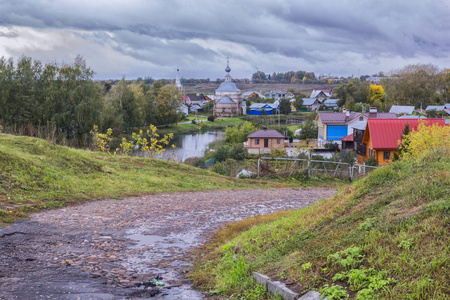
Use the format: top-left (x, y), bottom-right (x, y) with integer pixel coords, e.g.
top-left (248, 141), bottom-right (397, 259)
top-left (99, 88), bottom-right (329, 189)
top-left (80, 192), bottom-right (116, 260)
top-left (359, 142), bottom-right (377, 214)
top-left (1, 0), bottom-right (449, 80)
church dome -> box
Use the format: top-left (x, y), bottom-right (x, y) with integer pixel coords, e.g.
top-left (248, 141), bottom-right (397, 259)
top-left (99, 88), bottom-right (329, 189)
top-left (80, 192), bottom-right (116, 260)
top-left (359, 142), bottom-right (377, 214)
top-left (216, 81), bottom-right (241, 92)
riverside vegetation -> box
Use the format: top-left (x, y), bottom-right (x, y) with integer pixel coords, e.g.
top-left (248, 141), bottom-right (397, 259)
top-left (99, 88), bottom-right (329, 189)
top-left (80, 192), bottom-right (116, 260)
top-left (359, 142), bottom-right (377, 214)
top-left (190, 123), bottom-right (450, 299)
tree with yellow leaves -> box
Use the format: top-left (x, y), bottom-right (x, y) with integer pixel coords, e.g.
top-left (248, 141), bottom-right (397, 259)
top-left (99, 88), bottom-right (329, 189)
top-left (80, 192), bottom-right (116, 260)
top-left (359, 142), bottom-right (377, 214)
top-left (91, 125), bottom-right (174, 158)
top-left (368, 84), bottom-right (385, 107)
top-left (399, 121), bottom-right (450, 159)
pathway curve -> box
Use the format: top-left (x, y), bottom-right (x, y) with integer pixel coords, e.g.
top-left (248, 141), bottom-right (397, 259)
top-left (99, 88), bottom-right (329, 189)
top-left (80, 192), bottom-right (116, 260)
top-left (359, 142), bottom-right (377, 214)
top-left (0, 188), bottom-right (336, 299)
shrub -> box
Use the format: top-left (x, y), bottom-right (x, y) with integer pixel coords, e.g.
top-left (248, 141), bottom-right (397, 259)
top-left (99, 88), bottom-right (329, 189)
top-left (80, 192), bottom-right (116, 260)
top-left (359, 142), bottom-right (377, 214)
top-left (211, 159), bottom-right (240, 176)
top-left (207, 115), bottom-right (215, 122)
top-left (325, 142), bottom-right (339, 150)
top-left (364, 156), bottom-right (378, 166)
top-left (184, 157), bottom-right (205, 168)
top-left (214, 144), bottom-right (248, 162)
top-left (191, 120), bottom-right (196, 124)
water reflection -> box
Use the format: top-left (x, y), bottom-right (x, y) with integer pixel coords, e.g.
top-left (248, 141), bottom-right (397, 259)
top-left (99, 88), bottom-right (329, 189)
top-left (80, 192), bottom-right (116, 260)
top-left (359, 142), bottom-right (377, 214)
top-left (153, 131), bottom-right (224, 162)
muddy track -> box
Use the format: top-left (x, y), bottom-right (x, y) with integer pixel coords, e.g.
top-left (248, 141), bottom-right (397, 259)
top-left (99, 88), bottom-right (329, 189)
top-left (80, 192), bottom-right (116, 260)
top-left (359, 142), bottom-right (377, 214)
top-left (0, 188), bottom-right (336, 299)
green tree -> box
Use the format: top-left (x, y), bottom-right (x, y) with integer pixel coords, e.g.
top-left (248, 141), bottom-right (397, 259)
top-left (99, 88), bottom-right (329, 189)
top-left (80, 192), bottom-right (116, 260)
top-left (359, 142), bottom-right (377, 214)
top-left (154, 84), bottom-right (182, 125)
top-left (279, 98), bottom-right (291, 114)
top-left (299, 120), bottom-right (318, 140)
top-left (225, 121), bottom-right (259, 143)
top-left (293, 94), bottom-right (305, 111)
top-left (383, 64), bottom-right (441, 108)
top-left (334, 78), bottom-right (369, 107)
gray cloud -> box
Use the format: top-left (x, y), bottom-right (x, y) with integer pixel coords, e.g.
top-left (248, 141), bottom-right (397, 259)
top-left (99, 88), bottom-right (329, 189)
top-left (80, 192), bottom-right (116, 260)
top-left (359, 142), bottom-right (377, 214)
top-left (0, 0), bottom-right (449, 79)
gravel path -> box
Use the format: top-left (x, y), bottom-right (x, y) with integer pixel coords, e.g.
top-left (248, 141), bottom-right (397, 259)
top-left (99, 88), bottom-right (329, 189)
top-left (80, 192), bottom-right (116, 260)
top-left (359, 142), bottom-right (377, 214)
top-left (0, 188), bottom-right (336, 299)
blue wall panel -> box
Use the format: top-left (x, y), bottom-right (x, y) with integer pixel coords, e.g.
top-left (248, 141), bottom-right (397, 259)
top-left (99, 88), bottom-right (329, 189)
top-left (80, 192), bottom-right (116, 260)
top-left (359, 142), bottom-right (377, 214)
top-left (326, 125), bottom-right (347, 140)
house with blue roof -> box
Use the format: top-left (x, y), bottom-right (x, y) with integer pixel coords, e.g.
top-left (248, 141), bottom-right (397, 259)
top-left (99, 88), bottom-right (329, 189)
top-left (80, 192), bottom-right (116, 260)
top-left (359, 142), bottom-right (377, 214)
top-left (247, 102), bottom-right (279, 115)
top-left (323, 99), bottom-right (340, 110)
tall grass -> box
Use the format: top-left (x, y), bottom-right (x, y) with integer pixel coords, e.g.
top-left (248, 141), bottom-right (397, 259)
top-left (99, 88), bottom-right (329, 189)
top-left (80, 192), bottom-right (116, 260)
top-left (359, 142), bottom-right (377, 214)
top-left (190, 149), bottom-right (450, 299)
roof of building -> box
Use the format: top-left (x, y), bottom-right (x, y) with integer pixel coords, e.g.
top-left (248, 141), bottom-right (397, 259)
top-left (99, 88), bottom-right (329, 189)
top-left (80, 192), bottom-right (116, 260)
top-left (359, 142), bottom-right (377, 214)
top-left (398, 115), bottom-right (427, 119)
top-left (185, 93), bottom-right (206, 101)
top-left (389, 105), bottom-right (415, 115)
top-left (365, 118), bottom-right (447, 149)
top-left (301, 98), bottom-right (320, 106)
top-left (311, 89), bottom-right (332, 98)
top-left (361, 112), bottom-right (397, 119)
top-left (426, 105), bottom-right (445, 111)
top-left (341, 134), bottom-right (354, 142)
top-left (216, 81), bottom-right (241, 92)
top-left (319, 111), bottom-right (397, 124)
top-left (247, 129), bottom-right (287, 139)
top-left (318, 112), bottom-right (361, 124)
top-left (217, 96), bottom-right (235, 104)
top-left (323, 99), bottom-right (340, 105)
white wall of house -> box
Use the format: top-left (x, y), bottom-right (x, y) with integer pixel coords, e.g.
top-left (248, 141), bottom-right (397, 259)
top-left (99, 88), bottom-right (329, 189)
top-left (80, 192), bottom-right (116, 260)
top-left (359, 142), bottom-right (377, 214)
top-left (347, 116), bottom-right (367, 135)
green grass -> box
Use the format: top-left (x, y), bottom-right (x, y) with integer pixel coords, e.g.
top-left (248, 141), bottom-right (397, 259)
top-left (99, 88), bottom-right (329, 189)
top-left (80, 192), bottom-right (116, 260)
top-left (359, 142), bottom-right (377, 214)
top-left (190, 148), bottom-right (450, 299)
top-left (0, 133), bottom-right (282, 225)
top-left (157, 117), bottom-right (243, 135)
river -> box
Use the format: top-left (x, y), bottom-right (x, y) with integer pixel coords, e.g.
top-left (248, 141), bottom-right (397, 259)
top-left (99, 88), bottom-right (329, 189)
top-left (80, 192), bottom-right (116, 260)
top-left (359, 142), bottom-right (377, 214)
top-left (153, 130), bottom-right (224, 162)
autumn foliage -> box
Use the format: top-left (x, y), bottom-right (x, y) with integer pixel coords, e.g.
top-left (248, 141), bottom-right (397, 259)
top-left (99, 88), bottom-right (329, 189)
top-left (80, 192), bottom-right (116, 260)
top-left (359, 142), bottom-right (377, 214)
top-left (400, 121), bottom-right (450, 159)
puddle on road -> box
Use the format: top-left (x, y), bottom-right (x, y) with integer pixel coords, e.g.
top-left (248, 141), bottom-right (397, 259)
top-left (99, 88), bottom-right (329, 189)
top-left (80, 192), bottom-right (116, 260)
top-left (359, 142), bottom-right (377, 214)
top-left (122, 198), bottom-right (314, 299)
top-left (124, 230), bottom-right (204, 299)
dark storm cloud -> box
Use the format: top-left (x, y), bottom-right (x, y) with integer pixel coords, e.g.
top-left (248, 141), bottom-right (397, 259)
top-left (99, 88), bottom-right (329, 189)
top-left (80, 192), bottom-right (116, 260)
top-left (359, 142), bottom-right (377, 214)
top-left (1, 0), bottom-right (449, 78)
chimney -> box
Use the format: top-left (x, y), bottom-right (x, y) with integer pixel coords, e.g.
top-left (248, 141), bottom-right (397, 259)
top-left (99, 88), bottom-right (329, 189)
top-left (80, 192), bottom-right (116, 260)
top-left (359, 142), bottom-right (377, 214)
top-left (369, 107), bottom-right (377, 113)
top-left (362, 105), bottom-right (366, 113)
top-left (346, 110), bottom-right (350, 117)
top-left (343, 108), bottom-right (348, 113)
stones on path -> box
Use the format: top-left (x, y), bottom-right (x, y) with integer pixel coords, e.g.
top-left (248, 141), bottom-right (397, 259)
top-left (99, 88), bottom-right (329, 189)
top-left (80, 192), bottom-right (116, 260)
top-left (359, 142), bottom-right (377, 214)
top-left (0, 188), bottom-right (336, 299)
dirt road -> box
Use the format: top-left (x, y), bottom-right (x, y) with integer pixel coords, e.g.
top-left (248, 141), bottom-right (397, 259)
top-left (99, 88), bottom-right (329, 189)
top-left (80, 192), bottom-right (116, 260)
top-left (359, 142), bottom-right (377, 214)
top-left (0, 188), bottom-right (336, 299)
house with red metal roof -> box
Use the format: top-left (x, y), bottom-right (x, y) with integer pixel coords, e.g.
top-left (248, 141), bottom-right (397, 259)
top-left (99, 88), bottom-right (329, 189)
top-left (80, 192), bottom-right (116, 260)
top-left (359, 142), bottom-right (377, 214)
top-left (245, 128), bottom-right (288, 154)
top-left (316, 108), bottom-right (396, 147)
top-left (361, 118), bottom-right (446, 166)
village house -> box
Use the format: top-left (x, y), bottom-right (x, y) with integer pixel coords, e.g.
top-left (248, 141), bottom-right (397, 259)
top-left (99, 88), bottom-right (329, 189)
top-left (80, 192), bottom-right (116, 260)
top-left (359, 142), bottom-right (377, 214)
top-left (184, 93), bottom-right (210, 106)
top-left (290, 98), bottom-right (321, 112)
top-left (310, 89), bottom-right (332, 100)
top-left (242, 91), bottom-right (265, 99)
top-left (247, 102), bottom-right (279, 115)
top-left (360, 118), bottom-right (447, 166)
top-left (244, 128), bottom-right (287, 154)
top-left (264, 91), bottom-right (289, 100)
top-left (316, 108), bottom-right (397, 147)
top-left (322, 99), bottom-right (340, 110)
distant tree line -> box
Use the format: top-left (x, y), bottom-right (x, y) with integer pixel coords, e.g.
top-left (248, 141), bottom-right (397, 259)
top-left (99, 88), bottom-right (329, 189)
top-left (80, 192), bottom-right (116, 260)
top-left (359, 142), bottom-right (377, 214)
top-left (251, 70), bottom-right (317, 84)
top-left (335, 64), bottom-right (450, 112)
top-left (0, 56), bottom-right (183, 146)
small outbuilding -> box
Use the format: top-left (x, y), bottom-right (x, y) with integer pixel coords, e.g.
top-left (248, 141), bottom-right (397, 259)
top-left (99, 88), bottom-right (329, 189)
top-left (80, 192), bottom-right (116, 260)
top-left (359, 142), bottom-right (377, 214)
top-left (245, 128), bottom-right (287, 154)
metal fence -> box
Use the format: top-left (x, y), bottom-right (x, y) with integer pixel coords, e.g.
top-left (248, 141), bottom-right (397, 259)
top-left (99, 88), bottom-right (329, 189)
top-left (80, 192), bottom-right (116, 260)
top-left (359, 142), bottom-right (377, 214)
top-left (257, 157), bottom-right (378, 181)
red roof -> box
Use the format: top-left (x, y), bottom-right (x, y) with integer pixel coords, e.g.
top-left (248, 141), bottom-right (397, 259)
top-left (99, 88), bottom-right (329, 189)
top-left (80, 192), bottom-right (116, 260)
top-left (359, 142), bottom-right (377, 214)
top-left (366, 119), bottom-right (446, 149)
top-left (341, 134), bottom-right (353, 142)
top-left (247, 129), bottom-right (287, 139)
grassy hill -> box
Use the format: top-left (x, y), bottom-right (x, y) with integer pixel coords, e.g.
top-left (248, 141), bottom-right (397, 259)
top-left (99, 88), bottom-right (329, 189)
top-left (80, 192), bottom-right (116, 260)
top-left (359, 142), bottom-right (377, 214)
top-left (191, 148), bottom-right (450, 299)
top-left (0, 133), bottom-right (282, 225)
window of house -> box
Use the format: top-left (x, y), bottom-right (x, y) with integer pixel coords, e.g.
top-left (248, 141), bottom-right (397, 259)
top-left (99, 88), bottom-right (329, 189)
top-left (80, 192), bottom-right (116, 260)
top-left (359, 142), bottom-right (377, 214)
top-left (359, 117), bottom-right (364, 121)
top-left (255, 139), bottom-right (259, 145)
top-left (277, 139), bottom-right (280, 144)
top-left (383, 151), bottom-right (390, 159)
